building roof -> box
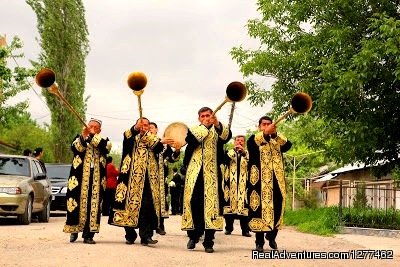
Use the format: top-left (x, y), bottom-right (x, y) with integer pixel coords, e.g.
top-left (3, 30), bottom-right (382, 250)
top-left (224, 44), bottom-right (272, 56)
top-left (314, 163), bottom-right (367, 182)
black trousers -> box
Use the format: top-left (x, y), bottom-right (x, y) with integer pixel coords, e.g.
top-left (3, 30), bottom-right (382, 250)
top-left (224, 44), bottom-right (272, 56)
top-left (224, 214), bottom-right (250, 234)
top-left (255, 175), bottom-right (283, 246)
top-left (125, 176), bottom-right (157, 241)
top-left (170, 190), bottom-right (181, 215)
top-left (186, 173), bottom-right (215, 248)
top-left (159, 217), bottom-right (165, 231)
top-left (102, 188), bottom-right (115, 216)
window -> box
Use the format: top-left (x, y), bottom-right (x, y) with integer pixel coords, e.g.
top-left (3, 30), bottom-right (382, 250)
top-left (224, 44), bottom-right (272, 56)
top-left (0, 157), bottom-right (30, 177)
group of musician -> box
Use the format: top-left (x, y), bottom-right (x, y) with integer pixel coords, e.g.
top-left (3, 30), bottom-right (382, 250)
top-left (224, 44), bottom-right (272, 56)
top-left (62, 106), bottom-right (291, 253)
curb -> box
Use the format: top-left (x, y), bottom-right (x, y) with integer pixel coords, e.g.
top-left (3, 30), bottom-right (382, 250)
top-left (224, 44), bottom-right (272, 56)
top-left (341, 227), bottom-right (400, 238)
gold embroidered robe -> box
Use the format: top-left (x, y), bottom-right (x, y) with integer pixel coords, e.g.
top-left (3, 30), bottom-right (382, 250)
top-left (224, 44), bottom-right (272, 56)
top-left (109, 127), bottom-right (163, 228)
top-left (222, 149), bottom-right (249, 216)
top-left (181, 123), bottom-right (231, 231)
top-left (246, 132), bottom-right (291, 232)
top-left (63, 134), bottom-right (112, 233)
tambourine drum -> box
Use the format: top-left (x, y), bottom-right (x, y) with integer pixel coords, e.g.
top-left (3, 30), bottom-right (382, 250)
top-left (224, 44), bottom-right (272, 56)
top-left (163, 122), bottom-right (189, 147)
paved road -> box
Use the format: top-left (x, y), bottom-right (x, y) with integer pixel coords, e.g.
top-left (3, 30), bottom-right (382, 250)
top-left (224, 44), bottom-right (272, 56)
top-left (0, 213), bottom-right (399, 267)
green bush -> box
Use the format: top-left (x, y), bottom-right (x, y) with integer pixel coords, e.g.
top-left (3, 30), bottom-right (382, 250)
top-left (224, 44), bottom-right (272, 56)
top-left (299, 189), bottom-right (321, 209)
top-left (284, 207), bottom-right (341, 236)
top-left (342, 208), bottom-right (400, 230)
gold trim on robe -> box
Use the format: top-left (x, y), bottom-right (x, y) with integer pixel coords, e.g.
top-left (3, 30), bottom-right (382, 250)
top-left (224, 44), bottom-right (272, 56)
top-left (181, 124), bottom-right (229, 231)
top-left (222, 149), bottom-right (249, 216)
top-left (248, 132), bottom-right (287, 232)
top-left (112, 132), bottom-right (161, 227)
top-left (63, 142), bottom-right (103, 233)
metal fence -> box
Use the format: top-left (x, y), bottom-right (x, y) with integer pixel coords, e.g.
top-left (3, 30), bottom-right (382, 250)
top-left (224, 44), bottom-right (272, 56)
top-left (338, 181), bottom-right (400, 229)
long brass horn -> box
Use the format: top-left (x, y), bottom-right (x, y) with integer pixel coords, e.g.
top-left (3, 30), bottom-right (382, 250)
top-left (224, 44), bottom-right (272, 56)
top-left (127, 72), bottom-right (147, 118)
top-left (212, 81), bottom-right (247, 115)
top-left (35, 68), bottom-right (88, 128)
top-left (274, 92), bottom-right (312, 125)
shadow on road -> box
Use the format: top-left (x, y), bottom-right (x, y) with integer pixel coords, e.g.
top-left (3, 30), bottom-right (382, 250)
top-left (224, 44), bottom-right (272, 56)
top-left (0, 211), bottom-right (65, 225)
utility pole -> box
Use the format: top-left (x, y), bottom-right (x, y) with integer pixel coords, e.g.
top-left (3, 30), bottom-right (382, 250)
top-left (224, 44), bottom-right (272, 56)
top-left (285, 150), bottom-right (324, 210)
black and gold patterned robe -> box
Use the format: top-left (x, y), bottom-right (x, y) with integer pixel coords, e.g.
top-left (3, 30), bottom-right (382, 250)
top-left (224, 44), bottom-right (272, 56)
top-left (181, 123), bottom-right (231, 231)
top-left (63, 134), bottom-right (111, 233)
top-left (246, 132), bottom-right (291, 232)
top-left (222, 149), bottom-right (249, 216)
top-left (156, 145), bottom-right (180, 218)
top-left (109, 127), bottom-right (164, 228)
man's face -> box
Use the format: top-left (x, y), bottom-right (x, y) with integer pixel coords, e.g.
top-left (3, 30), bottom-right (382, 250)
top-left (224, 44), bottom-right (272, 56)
top-left (149, 124), bottom-right (158, 135)
top-left (198, 110), bottom-right (212, 126)
top-left (234, 136), bottom-right (245, 147)
top-left (258, 119), bottom-right (272, 132)
top-left (140, 119), bottom-right (150, 133)
top-left (88, 120), bottom-right (101, 134)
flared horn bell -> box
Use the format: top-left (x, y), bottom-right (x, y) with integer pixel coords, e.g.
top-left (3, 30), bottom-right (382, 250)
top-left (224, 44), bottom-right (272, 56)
top-left (274, 92), bottom-right (313, 125)
top-left (291, 92), bottom-right (312, 114)
top-left (226, 81), bottom-right (247, 102)
top-left (212, 81), bottom-right (248, 115)
top-left (36, 68), bottom-right (56, 88)
top-left (127, 72), bottom-right (147, 91)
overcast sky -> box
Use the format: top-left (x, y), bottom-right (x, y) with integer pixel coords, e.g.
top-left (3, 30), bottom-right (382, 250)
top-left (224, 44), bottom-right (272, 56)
top-left (1, 0), bottom-right (274, 151)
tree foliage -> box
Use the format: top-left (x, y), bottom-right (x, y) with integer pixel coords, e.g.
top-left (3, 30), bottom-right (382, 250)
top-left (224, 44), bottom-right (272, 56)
top-left (231, 0), bottom-right (400, 171)
top-left (0, 36), bottom-right (36, 130)
top-left (0, 113), bottom-right (54, 162)
top-left (27, 0), bottom-right (89, 163)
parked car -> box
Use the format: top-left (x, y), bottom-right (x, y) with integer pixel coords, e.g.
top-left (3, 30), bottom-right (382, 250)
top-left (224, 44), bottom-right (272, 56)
top-left (46, 163), bottom-right (70, 211)
top-left (0, 154), bottom-right (52, 224)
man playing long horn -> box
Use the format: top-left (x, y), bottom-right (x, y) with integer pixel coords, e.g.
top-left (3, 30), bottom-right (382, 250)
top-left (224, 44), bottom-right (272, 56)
top-left (222, 135), bottom-right (252, 238)
top-left (181, 107), bottom-right (232, 253)
top-left (109, 118), bottom-right (173, 246)
top-left (63, 118), bottom-right (111, 244)
top-left (247, 115), bottom-right (292, 252)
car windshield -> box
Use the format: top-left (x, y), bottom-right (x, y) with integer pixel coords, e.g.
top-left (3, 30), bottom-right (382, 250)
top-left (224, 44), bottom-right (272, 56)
top-left (0, 157), bottom-right (30, 177)
top-left (46, 165), bottom-right (70, 180)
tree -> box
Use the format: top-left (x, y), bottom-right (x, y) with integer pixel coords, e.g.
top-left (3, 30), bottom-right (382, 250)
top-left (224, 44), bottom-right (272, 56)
top-left (27, 0), bottom-right (89, 163)
top-left (1, 114), bottom-right (55, 162)
top-left (231, 0), bottom-right (400, 172)
top-left (0, 35), bottom-right (36, 131)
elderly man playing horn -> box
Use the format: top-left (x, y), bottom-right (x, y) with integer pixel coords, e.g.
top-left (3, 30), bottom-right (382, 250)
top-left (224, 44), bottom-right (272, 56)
top-left (64, 118), bottom-right (112, 244)
top-left (149, 122), bottom-right (181, 235)
top-left (181, 107), bottom-right (232, 253)
top-left (109, 117), bottom-right (174, 246)
top-left (247, 115), bottom-right (292, 252)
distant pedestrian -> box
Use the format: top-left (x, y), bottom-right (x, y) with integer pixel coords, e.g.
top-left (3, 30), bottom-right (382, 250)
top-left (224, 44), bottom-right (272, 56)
top-left (33, 147), bottom-right (46, 172)
top-left (102, 156), bottom-right (119, 216)
top-left (169, 167), bottom-right (182, 215)
top-left (23, 149), bottom-right (32, 157)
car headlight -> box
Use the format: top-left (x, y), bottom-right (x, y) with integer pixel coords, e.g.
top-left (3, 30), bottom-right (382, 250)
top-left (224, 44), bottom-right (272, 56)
top-left (0, 187), bottom-right (22, 194)
top-left (60, 187), bottom-right (68, 194)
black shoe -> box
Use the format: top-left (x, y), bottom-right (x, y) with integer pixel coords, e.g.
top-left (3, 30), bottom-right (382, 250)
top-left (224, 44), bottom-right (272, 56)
top-left (224, 231), bottom-right (232, 235)
top-left (269, 240), bottom-right (278, 250)
top-left (70, 233), bottom-right (78, 243)
top-left (83, 238), bottom-right (96, 244)
top-left (204, 247), bottom-right (214, 253)
top-left (187, 239), bottom-right (196, 249)
top-left (242, 232), bottom-right (252, 237)
top-left (156, 228), bottom-right (166, 235)
top-left (141, 238), bottom-right (158, 246)
top-left (125, 239), bottom-right (135, 245)
top-left (255, 244), bottom-right (264, 252)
